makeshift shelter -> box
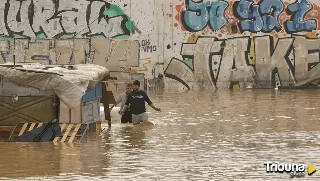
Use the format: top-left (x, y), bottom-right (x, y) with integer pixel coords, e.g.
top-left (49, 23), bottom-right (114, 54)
top-left (0, 63), bottom-right (109, 127)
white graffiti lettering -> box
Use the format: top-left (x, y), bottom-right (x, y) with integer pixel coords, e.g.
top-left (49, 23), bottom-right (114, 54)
top-left (0, 0), bottom-right (130, 38)
top-left (31, 0), bottom-right (63, 38)
top-left (165, 36), bottom-right (320, 89)
top-left (0, 38), bottom-right (139, 72)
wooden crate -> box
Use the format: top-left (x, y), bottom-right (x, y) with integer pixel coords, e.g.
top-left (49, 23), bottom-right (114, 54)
top-left (0, 96), bottom-right (55, 126)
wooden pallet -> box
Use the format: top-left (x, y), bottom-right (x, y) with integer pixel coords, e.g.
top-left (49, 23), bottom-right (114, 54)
top-left (8, 122), bottom-right (89, 143)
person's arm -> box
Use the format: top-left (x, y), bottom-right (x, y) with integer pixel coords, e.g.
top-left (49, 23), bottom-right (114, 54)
top-left (110, 95), bottom-right (122, 110)
top-left (144, 93), bottom-right (161, 112)
top-left (120, 95), bottom-right (131, 114)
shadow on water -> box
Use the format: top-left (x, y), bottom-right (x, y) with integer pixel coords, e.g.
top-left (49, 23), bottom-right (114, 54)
top-left (119, 126), bottom-right (147, 149)
top-left (0, 143), bottom-right (60, 178)
top-left (1, 89), bottom-right (320, 180)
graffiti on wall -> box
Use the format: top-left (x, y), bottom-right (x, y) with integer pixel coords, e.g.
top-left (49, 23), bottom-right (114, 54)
top-left (235, 0), bottom-right (317, 33)
top-left (0, 0), bottom-right (133, 39)
top-left (175, 0), bottom-right (320, 35)
top-left (0, 38), bottom-right (139, 71)
top-left (165, 35), bottom-right (320, 89)
top-left (166, 0), bottom-right (320, 89)
top-left (182, 0), bottom-right (229, 32)
top-left (140, 39), bottom-right (157, 53)
top-left (0, 1), bottom-right (140, 72)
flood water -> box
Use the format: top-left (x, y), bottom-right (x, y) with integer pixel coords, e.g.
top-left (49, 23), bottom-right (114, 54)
top-left (1, 89), bottom-right (320, 180)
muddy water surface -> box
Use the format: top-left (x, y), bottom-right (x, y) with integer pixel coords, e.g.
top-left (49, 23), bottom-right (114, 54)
top-left (1, 90), bottom-right (320, 180)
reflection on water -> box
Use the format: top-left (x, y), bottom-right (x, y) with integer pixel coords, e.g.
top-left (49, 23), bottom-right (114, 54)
top-left (1, 90), bottom-right (320, 180)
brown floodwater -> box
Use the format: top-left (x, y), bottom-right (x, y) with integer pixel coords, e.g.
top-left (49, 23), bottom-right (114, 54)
top-left (1, 89), bottom-right (320, 180)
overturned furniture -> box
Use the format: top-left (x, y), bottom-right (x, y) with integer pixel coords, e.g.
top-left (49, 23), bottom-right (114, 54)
top-left (0, 63), bottom-right (109, 142)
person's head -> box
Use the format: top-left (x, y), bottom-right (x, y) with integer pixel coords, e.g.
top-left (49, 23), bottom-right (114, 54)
top-left (126, 83), bottom-right (132, 93)
top-left (132, 80), bottom-right (140, 91)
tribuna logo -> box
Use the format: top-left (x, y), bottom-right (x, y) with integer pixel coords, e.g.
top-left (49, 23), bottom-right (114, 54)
top-left (264, 161), bottom-right (305, 177)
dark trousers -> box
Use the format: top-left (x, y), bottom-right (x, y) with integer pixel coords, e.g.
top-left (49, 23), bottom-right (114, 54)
top-left (121, 110), bottom-right (132, 123)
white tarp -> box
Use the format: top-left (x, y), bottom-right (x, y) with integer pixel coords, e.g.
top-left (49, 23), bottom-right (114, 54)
top-left (0, 63), bottom-right (109, 108)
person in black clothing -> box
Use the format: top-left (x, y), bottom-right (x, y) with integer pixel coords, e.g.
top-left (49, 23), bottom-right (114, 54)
top-left (110, 83), bottom-right (133, 123)
top-left (120, 80), bottom-right (161, 125)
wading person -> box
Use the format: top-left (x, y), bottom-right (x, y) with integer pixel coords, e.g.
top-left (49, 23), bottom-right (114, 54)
top-left (120, 80), bottom-right (161, 125)
top-left (110, 83), bottom-right (133, 123)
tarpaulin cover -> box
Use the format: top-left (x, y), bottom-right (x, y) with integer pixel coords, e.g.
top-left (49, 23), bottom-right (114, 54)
top-left (13, 121), bottom-right (62, 142)
top-left (0, 63), bottom-right (109, 108)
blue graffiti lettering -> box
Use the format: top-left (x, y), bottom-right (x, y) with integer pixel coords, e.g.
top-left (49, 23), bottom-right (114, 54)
top-left (285, 0), bottom-right (317, 33)
top-left (182, 0), bottom-right (228, 32)
top-left (209, 1), bottom-right (229, 30)
top-left (259, 0), bottom-right (284, 32)
top-left (182, 0), bottom-right (211, 31)
top-left (237, 0), bottom-right (263, 32)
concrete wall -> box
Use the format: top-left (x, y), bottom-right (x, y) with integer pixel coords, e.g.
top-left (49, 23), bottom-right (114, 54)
top-left (1, 0), bottom-right (320, 90)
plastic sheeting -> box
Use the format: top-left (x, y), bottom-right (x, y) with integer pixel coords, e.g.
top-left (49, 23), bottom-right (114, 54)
top-left (0, 63), bottom-right (109, 108)
top-left (13, 121), bottom-right (62, 142)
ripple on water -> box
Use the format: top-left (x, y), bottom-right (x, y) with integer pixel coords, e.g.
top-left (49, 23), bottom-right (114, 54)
top-left (1, 90), bottom-right (320, 180)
